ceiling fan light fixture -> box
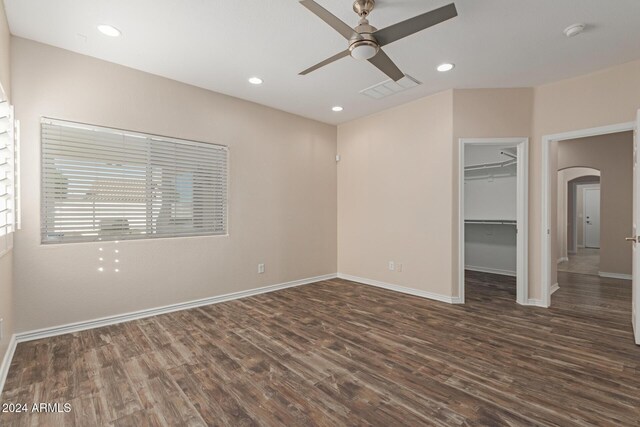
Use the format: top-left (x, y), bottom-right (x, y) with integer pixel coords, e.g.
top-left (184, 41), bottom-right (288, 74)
top-left (349, 40), bottom-right (379, 60)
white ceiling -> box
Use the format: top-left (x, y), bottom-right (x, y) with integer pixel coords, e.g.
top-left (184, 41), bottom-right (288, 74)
top-left (4, 0), bottom-right (640, 125)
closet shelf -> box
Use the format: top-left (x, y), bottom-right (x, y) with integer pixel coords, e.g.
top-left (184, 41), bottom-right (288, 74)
top-left (465, 219), bottom-right (516, 225)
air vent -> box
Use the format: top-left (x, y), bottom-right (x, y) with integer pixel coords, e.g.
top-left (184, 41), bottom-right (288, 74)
top-left (360, 75), bottom-right (422, 99)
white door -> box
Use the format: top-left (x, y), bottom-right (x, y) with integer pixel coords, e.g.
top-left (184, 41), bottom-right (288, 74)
top-left (584, 187), bottom-right (601, 248)
top-left (633, 110), bottom-right (640, 345)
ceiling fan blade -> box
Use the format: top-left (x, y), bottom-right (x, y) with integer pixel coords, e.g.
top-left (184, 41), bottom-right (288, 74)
top-left (299, 0), bottom-right (359, 40)
top-left (300, 50), bottom-right (351, 75)
top-left (368, 49), bottom-right (405, 81)
top-left (373, 3), bottom-right (458, 47)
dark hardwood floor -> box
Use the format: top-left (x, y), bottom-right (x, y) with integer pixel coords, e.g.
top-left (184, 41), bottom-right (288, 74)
top-left (1, 272), bottom-right (638, 426)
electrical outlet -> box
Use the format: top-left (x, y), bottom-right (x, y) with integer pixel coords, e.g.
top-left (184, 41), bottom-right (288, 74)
top-left (388, 261), bottom-right (395, 271)
top-left (258, 263), bottom-right (265, 274)
top-left (396, 263), bottom-right (403, 272)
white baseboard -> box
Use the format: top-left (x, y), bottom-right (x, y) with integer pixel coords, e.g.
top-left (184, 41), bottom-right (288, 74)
top-left (525, 299), bottom-right (547, 307)
top-left (550, 283), bottom-right (560, 295)
top-left (0, 334), bottom-right (17, 394)
top-left (15, 273), bottom-right (338, 343)
top-left (464, 266), bottom-right (516, 277)
top-left (337, 273), bottom-right (456, 304)
top-left (598, 271), bottom-right (632, 281)
top-left (557, 257), bottom-right (568, 264)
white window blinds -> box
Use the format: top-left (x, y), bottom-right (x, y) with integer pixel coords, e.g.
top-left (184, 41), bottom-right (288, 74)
top-left (0, 100), bottom-right (18, 255)
top-left (41, 118), bottom-right (228, 244)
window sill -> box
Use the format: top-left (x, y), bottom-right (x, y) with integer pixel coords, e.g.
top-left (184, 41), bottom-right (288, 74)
top-left (39, 232), bottom-right (230, 247)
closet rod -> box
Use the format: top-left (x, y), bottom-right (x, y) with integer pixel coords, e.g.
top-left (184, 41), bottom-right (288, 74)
top-left (465, 150), bottom-right (517, 171)
top-left (465, 219), bottom-right (517, 225)
top-left (464, 158), bottom-right (516, 171)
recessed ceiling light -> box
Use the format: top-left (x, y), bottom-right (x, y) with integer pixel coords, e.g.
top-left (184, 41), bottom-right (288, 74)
top-left (248, 77), bottom-right (263, 85)
top-left (437, 63), bottom-right (455, 72)
top-left (564, 23), bottom-right (585, 38)
top-left (97, 24), bottom-right (121, 37)
top-left (332, 106), bottom-right (344, 112)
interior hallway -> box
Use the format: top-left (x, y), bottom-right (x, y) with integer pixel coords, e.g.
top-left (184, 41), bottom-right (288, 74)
top-left (558, 248), bottom-right (600, 276)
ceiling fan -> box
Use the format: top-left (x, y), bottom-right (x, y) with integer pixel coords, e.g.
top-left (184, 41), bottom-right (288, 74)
top-left (299, 0), bottom-right (458, 81)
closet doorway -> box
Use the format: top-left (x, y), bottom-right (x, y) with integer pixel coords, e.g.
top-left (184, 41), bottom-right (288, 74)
top-left (458, 138), bottom-right (529, 305)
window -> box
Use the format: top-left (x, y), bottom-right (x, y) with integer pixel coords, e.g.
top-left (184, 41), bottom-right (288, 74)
top-left (41, 118), bottom-right (228, 244)
top-left (0, 100), bottom-right (18, 255)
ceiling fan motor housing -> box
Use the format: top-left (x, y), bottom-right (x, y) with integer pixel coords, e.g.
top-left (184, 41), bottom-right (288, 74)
top-left (349, 20), bottom-right (379, 60)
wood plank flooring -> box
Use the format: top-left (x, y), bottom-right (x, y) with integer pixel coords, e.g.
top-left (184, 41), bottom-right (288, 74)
top-left (1, 272), bottom-right (638, 426)
top-left (557, 248), bottom-right (600, 276)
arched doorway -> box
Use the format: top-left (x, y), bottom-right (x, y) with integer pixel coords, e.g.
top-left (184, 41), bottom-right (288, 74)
top-left (557, 167), bottom-right (601, 275)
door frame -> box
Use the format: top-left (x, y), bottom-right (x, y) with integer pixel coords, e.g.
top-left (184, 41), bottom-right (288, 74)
top-left (570, 180), bottom-right (577, 253)
top-left (634, 110), bottom-right (640, 345)
top-left (458, 137), bottom-right (529, 305)
top-left (541, 122), bottom-right (635, 307)
top-left (582, 186), bottom-right (601, 249)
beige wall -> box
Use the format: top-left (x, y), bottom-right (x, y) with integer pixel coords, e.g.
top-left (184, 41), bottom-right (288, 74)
top-left (338, 57), bottom-right (640, 303)
top-left (531, 59), bottom-right (640, 299)
top-left (452, 88), bottom-right (533, 296)
top-left (0, 2), bottom-right (8, 99)
top-left (5, 34), bottom-right (640, 335)
top-left (0, 251), bottom-right (12, 368)
top-left (556, 168), bottom-right (599, 260)
top-left (336, 88), bottom-right (532, 298)
top-left (11, 37), bottom-right (337, 332)
top-left (555, 133), bottom-right (633, 276)
top-left (0, 0), bottom-right (13, 370)
top-left (337, 90), bottom-right (454, 296)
